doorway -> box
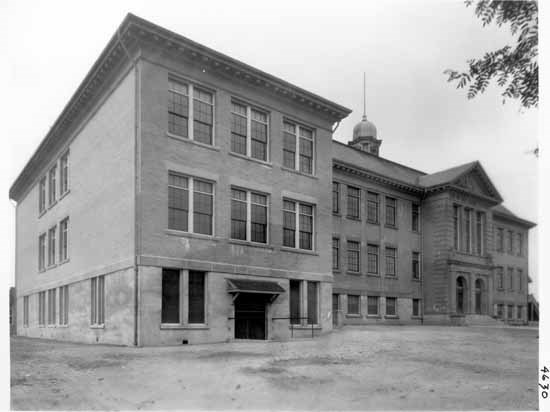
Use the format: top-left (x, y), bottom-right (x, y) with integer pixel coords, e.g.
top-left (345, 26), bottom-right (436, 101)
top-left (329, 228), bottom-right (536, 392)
top-left (234, 293), bottom-right (268, 340)
top-left (456, 276), bottom-right (467, 314)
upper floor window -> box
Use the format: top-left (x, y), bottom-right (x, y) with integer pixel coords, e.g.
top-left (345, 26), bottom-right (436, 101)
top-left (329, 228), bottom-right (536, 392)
top-left (496, 267), bottom-right (504, 289)
top-left (59, 217), bottom-right (69, 262)
top-left (385, 197), bottom-right (397, 227)
top-left (507, 267), bottom-right (514, 291)
top-left (412, 252), bottom-right (420, 279)
top-left (168, 172), bottom-right (213, 235)
top-left (230, 101), bottom-right (268, 161)
top-left (367, 191), bottom-right (379, 223)
top-left (347, 186), bottom-right (360, 219)
top-left (168, 78), bottom-right (214, 145)
top-left (48, 164), bottom-right (57, 206)
top-left (464, 208), bottom-right (472, 253)
top-left (518, 268), bottom-right (523, 291)
top-left (347, 241), bottom-right (360, 273)
top-left (385, 247), bottom-right (397, 276)
top-left (39, 177), bottom-right (46, 214)
top-left (507, 230), bottom-right (514, 254)
top-left (496, 227), bottom-right (504, 252)
top-left (475, 211), bottom-right (485, 255)
top-left (282, 121), bottom-right (314, 175)
top-left (332, 182), bottom-right (340, 214)
top-left (517, 233), bottom-right (523, 256)
top-left (367, 244), bottom-right (379, 274)
top-left (38, 233), bottom-right (46, 271)
top-left (60, 151), bottom-right (69, 195)
top-left (332, 238), bottom-right (340, 270)
top-left (230, 188), bottom-right (268, 244)
top-left (48, 226), bottom-right (56, 267)
top-left (412, 203), bottom-right (420, 232)
top-left (453, 205), bottom-right (461, 250)
top-left (282, 199), bottom-right (314, 250)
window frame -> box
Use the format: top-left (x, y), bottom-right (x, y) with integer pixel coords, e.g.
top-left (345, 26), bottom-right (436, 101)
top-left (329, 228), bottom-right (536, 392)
top-left (39, 176), bottom-right (47, 214)
top-left (496, 227), bottom-right (504, 252)
top-left (507, 267), bottom-right (514, 291)
top-left (161, 269), bottom-right (208, 327)
top-left (38, 291), bottom-right (46, 327)
top-left (90, 275), bottom-right (105, 327)
top-left (59, 217), bottom-right (69, 263)
top-left (412, 298), bottom-right (421, 317)
top-left (367, 243), bottom-right (379, 274)
top-left (58, 285), bottom-right (69, 326)
top-left (332, 237), bottom-right (340, 271)
top-left (282, 199), bottom-right (315, 251)
top-left (59, 150), bottom-right (70, 196)
top-left (475, 211), bottom-right (485, 255)
top-left (367, 295), bottom-right (379, 316)
top-left (411, 203), bottom-right (420, 232)
top-left (385, 196), bottom-right (397, 227)
top-left (47, 288), bottom-right (56, 326)
top-left (168, 77), bottom-right (215, 145)
top-left (347, 294), bottom-right (360, 315)
top-left (367, 191), bottom-right (379, 224)
top-left (47, 226), bottom-right (57, 267)
top-left (507, 230), bottom-right (514, 254)
top-left (48, 163), bottom-right (57, 206)
top-left (347, 240), bottom-right (361, 273)
top-left (230, 100), bottom-right (269, 161)
top-left (23, 296), bottom-right (29, 327)
top-left (346, 186), bottom-right (361, 219)
top-left (230, 187), bottom-right (269, 244)
top-left (453, 205), bottom-right (461, 250)
top-left (282, 120), bottom-right (315, 175)
top-left (385, 296), bottom-right (397, 317)
top-left (332, 182), bottom-right (340, 214)
top-left (385, 247), bottom-right (397, 277)
top-left (412, 251), bottom-right (421, 280)
top-left (38, 233), bottom-right (46, 271)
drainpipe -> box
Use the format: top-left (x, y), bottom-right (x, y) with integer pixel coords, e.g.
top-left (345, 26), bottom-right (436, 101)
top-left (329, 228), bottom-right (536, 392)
top-left (420, 193), bottom-right (425, 325)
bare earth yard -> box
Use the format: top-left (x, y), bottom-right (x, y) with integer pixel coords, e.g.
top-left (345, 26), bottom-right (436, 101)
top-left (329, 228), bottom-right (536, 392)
top-left (11, 325), bottom-right (538, 410)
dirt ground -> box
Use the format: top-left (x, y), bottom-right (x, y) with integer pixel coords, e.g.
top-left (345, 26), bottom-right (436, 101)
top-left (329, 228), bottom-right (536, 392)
top-left (11, 325), bottom-right (538, 410)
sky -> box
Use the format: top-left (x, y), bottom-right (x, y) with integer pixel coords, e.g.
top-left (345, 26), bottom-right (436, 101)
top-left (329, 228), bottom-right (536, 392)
top-left (0, 0), bottom-right (541, 296)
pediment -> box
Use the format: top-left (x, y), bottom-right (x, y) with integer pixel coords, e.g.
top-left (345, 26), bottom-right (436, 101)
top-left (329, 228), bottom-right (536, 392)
top-left (451, 164), bottom-right (502, 202)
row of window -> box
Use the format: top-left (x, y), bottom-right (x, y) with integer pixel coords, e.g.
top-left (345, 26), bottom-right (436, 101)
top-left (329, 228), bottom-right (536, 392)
top-left (168, 78), bottom-right (315, 175)
top-left (332, 239), bottom-right (421, 279)
top-left (39, 151), bottom-right (69, 215)
top-left (496, 304), bottom-right (524, 320)
top-left (453, 205), bottom-right (486, 255)
top-left (495, 227), bottom-right (524, 256)
top-left (342, 295), bottom-right (421, 318)
top-left (495, 267), bottom-right (525, 292)
top-left (168, 172), bottom-right (315, 251)
top-left (332, 183), bottom-right (420, 231)
top-left (38, 217), bottom-right (69, 271)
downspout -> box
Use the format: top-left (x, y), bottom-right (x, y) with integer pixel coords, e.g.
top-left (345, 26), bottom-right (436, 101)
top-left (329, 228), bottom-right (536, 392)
top-left (118, 28), bottom-right (140, 347)
top-left (420, 192), bottom-right (425, 325)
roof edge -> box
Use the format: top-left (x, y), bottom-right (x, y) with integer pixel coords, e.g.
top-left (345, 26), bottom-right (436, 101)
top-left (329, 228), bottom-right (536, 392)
top-left (492, 209), bottom-right (537, 229)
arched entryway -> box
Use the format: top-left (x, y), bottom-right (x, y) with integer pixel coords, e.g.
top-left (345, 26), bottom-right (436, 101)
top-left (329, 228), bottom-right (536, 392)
top-left (456, 276), bottom-right (467, 314)
top-left (475, 278), bottom-right (486, 314)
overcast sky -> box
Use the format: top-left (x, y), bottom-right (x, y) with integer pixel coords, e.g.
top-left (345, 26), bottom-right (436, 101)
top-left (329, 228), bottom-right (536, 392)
top-left (0, 0), bottom-right (541, 298)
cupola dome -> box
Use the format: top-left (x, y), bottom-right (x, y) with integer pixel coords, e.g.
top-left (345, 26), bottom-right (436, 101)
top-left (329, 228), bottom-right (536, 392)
top-left (353, 115), bottom-right (377, 139)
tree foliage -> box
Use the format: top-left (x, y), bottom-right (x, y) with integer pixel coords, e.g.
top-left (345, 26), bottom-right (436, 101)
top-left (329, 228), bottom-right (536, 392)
top-left (445, 0), bottom-right (538, 109)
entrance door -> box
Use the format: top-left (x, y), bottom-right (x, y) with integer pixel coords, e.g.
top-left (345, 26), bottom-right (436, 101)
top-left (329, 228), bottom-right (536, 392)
top-left (234, 293), bottom-right (267, 340)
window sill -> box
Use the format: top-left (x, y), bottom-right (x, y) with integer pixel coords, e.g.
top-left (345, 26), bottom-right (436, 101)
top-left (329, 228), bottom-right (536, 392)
top-left (228, 151), bottom-right (272, 167)
top-left (47, 325), bottom-right (56, 328)
top-left (345, 314), bottom-right (361, 319)
top-left (58, 258), bottom-right (70, 266)
top-left (346, 271), bottom-right (362, 276)
top-left (385, 275), bottom-right (398, 279)
top-left (57, 325), bottom-right (69, 328)
top-left (47, 264), bottom-right (58, 270)
top-left (166, 132), bottom-right (220, 152)
top-left (366, 273), bottom-right (380, 278)
top-left (332, 212), bottom-right (342, 217)
top-left (228, 239), bottom-right (274, 250)
top-left (90, 324), bottom-right (105, 329)
top-left (38, 209), bottom-right (47, 218)
top-left (366, 220), bottom-right (379, 225)
top-left (48, 200), bottom-right (58, 210)
top-left (164, 229), bottom-right (221, 241)
top-left (280, 247), bottom-right (318, 256)
top-left (411, 316), bottom-right (422, 320)
top-left (384, 315), bottom-right (399, 319)
top-left (366, 315), bottom-right (381, 319)
top-left (280, 166), bottom-right (317, 180)
top-left (411, 230), bottom-right (420, 235)
top-left (38, 268), bottom-right (46, 274)
top-left (412, 278), bottom-right (421, 282)
top-left (384, 224), bottom-right (398, 230)
top-left (332, 270), bottom-right (341, 275)
top-left (160, 324), bottom-right (209, 330)
top-left (59, 190), bottom-right (70, 202)
top-left (346, 216), bottom-right (361, 221)
top-left (289, 325), bottom-right (322, 330)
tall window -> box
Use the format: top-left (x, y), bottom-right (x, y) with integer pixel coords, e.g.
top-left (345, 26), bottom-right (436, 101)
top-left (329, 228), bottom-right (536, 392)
top-left (412, 252), bottom-right (420, 279)
top-left (39, 177), bottom-right (46, 214)
top-left (59, 285), bottom-right (69, 326)
top-left (282, 200), bottom-right (314, 250)
top-left (385, 247), bottom-right (397, 276)
top-left (230, 101), bottom-right (268, 161)
top-left (386, 297), bottom-right (397, 316)
top-left (517, 233), bottom-right (523, 256)
top-left (496, 227), bottom-right (504, 252)
top-left (347, 295), bottom-right (360, 315)
top-left (230, 188), bottom-right (268, 243)
top-left (48, 164), bottom-right (57, 206)
top-left (517, 269), bottom-right (523, 291)
top-left (307, 281), bottom-right (318, 325)
top-left (464, 208), bottom-right (472, 252)
top-left (47, 288), bottom-right (56, 325)
top-left (497, 267), bottom-right (504, 289)
top-left (367, 192), bottom-right (379, 223)
top-left (161, 269), bottom-right (180, 324)
top-left (91, 275), bottom-right (105, 326)
top-left (332, 238), bottom-right (340, 270)
top-left (48, 226), bottom-right (56, 267)
top-left (347, 186), bottom-right (360, 219)
top-left (289, 280), bottom-right (301, 324)
top-left (367, 244), bottom-right (379, 274)
top-left (385, 197), bottom-right (397, 227)
top-left (367, 296), bottom-right (379, 315)
top-left (161, 269), bottom-right (207, 325)
top-left (188, 271), bottom-right (206, 324)
top-left (38, 291), bottom-right (46, 326)
top-left (332, 182), bottom-right (340, 214)
top-left (507, 230), bottom-right (514, 254)
top-left (347, 241), bottom-right (360, 273)
top-left (168, 173), bottom-right (213, 235)
top-left (282, 121), bottom-right (314, 175)
top-left (507, 267), bottom-right (514, 291)
top-left (23, 296), bottom-right (29, 327)
top-left (453, 205), bottom-right (461, 250)
top-left (60, 151), bottom-right (69, 195)
top-left (507, 305), bottom-right (513, 319)
top-left (412, 203), bottom-right (420, 232)
top-left (38, 233), bottom-right (46, 271)
top-left (475, 211), bottom-right (484, 255)
top-left (59, 217), bottom-right (69, 262)
top-left (412, 298), bottom-right (420, 317)
top-left (168, 78), bottom-right (214, 145)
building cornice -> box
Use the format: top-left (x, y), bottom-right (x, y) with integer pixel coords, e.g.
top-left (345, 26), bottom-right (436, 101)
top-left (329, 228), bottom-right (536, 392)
top-left (492, 210), bottom-right (537, 229)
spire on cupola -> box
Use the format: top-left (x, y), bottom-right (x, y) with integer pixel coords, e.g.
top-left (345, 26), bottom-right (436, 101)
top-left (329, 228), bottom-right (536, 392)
top-left (349, 73), bottom-right (382, 156)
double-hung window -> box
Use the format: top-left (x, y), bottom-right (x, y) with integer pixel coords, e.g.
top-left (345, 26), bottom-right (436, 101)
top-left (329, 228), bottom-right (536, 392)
top-left (412, 203), bottom-right (420, 232)
top-left (464, 208), bottom-right (472, 252)
top-left (230, 188), bottom-right (268, 243)
top-left (23, 296), bottom-right (29, 327)
top-left (48, 226), bottom-right (56, 267)
top-left (332, 182), bottom-right (340, 214)
top-left (58, 285), bottom-right (69, 326)
top-left (168, 172), bottom-right (214, 235)
top-left (168, 78), bottom-right (214, 145)
top-left (282, 200), bottom-right (314, 250)
top-left (289, 279), bottom-right (319, 325)
top-left (367, 191), bottom-right (379, 223)
top-left (47, 288), bottom-right (56, 326)
top-left (38, 233), bottom-right (46, 271)
top-left (412, 252), bottom-right (420, 279)
top-left (38, 291), bottom-right (46, 326)
top-left (475, 211), bottom-right (485, 255)
top-left (282, 121), bottom-right (314, 175)
top-left (332, 238), bottom-right (340, 270)
top-left (385, 197), bottom-right (396, 227)
top-left (367, 296), bottom-right (379, 315)
top-left (497, 267), bottom-right (504, 289)
top-left (347, 186), bottom-right (360, 219)
top-left (48, 165), bottom-right (57, 206)
top-left (91, 276), bottom-right (105, 326)
top-left (162, 269), bottom-right (206, 325)
top-left (517, 233), bottom-right (523, 256)
top-left (39, 177), bottom-right (46, 214)
top-left (496, 227), bottom-right (504, 252)
top-left (507, 267), bottom-right (514, 291)
top-left (386, 297), bottom-right (397, 316)
top-left (385, 247), bottom-right (397, 276)
top-left (230, 101), bottom-right (268, 161)
top-left (453, 205), bottom-right (461, 250)
top-left (412, 299), bottom-right (421, 317)
top-left (59, 217), bottom-right (69, 262)
top-left (517, 268), bottom-right (523, 291)
top-left (507, 230), bottom-right (514, 254)
top-left (367, 244), bottom-right (379, 274)
top-left (347, 241), bottom-right (360, 273)
top-left (347, 295), bottom-right (360, 315)
top-left (60, 151), bottom-right (69, 195)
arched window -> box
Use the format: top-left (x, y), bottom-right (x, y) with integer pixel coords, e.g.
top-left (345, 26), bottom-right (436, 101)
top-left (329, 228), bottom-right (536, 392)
top-left (456, 277), bottom-right (466, 314)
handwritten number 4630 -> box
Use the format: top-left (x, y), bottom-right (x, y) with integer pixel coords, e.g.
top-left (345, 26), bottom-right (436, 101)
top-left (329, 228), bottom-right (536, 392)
top-left (541, 367), bottom-right (549, 398)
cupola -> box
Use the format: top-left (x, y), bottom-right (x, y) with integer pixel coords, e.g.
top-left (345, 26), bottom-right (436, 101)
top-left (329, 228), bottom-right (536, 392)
top-left (348, 75), bottom-right (382, 156)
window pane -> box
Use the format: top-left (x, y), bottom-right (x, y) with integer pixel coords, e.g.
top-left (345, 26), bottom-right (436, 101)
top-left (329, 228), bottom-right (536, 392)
top-left (367, 296), bottom-right (379, 315)
top-left (283, 205), bottom-right (296, 247)
top-left (231, 113), bottom-right (247, 155)
top-left (188, 271), bottom-right (205, 324)
top-left (367, 192), bottom-right (379, 222)
top-left (386, 197), bottom-right (396, 226)
top-left (386, 297), bottom-right (396, 316)
top-left (347, 295), bottom-right (359, 315)
top-left (413, 299), bottom-right (420, 316)
top-left (332, 238), bottom-right (340, 270)
top-left (347, 187), bottom-right (360, 218)
top-left (347, 241), bottom-right (360, 272)
top-left (168, 186), bottom-right (189, 231)
top-left (193, 181), bottom-right (213, 235)
top-left (385, 248), bottom-right (396, 276)
top-left (289, 280), bottom-right (301, 324)
top-left (231, 194), bottom-right (247, 240)
top-left (283, 132), bottom-right (296, 169)
top-left (251, 119), bottom-right (268, 161)
top-left (162, 269), bottom-right (180, 323)
top-left (299, 138), bottom-right (313, 174)
top-left (307, 282), bottom-right (318, 324)
top-left (251, 203), bottom-right (267, 243)
top-left (98, 276), bottom-right (105, 325)
top-left (367, 244), bottom-right (378, 273)
top-left (332, 182), bottom-right (340, 213)
top-left (91, 278), bottom-right (97, 324)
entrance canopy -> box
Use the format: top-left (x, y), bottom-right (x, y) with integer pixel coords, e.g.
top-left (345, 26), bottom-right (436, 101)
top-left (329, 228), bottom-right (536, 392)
top-left (226, 278), bottom-right (285, 303)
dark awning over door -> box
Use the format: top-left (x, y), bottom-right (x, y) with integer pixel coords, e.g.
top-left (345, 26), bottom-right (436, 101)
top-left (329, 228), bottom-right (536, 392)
top-left (226, 278), bottom-right (285, 302)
